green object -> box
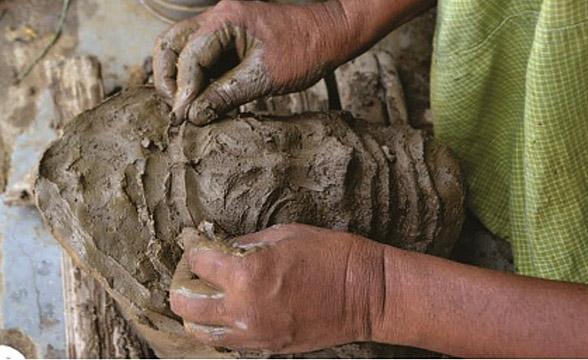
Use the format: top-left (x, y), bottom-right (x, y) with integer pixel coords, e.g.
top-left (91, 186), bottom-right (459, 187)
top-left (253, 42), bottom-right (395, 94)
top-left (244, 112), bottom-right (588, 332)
top-left (431, 0), bottom-right (588, 283)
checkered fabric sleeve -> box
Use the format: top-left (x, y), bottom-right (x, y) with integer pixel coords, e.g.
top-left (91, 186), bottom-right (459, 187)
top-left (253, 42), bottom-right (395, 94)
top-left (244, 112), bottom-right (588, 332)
top-left (431, 0), bottom-right (588, 283)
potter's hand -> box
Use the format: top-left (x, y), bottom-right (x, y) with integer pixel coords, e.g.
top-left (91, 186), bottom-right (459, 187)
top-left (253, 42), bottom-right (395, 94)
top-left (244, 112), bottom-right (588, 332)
top-left (169, 223), bottom-right (386, 354)
top-left (153, 0), bottom-right (352, 126)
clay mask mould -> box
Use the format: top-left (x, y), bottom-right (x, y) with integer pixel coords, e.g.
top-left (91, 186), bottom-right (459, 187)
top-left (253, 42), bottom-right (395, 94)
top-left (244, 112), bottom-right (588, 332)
top-left (34, 86), bottom-right (465, 358)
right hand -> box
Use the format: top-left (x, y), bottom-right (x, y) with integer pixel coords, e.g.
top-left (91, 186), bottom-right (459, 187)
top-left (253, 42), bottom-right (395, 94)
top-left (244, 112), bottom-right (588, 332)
top-left (169, 223), bottom-right (388, 354)
top-left (153, 0), bottom-right (352, 126)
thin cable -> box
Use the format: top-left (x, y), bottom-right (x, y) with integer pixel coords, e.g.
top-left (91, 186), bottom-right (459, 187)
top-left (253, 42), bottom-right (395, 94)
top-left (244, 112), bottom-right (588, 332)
top-left (15, 0), bottom-right (72, 83)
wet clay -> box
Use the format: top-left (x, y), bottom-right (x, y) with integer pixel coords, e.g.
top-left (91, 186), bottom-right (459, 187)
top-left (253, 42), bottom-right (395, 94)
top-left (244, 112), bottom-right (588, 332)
top-left (35, 87), bottom-right (465, 358)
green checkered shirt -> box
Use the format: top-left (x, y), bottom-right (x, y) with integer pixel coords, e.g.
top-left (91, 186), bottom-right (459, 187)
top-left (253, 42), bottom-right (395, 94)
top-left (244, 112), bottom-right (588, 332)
top-left (431, 0), bottom-right (588, 283)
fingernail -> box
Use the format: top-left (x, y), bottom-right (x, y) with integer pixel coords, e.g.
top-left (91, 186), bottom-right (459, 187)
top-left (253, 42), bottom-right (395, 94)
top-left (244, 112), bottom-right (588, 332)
top-left (188, 101), bottom-right (217, 126)
top-left (186, 322), bottom-right (229, 339)
top-left (174, 285), bottom-right (224, 300)
top-left (234, 321), bottom-right (248, 330)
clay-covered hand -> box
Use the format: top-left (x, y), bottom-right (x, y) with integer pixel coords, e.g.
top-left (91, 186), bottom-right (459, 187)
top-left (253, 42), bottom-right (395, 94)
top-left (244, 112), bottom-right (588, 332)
top-left (153, 0), bottom-right (352, 125)
top-left (169, 223), bottom-right (386, 354)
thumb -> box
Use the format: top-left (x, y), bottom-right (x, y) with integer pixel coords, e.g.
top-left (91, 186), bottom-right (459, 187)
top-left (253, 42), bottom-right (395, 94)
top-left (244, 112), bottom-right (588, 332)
top-left (187, 54), bottom-right (271, 126)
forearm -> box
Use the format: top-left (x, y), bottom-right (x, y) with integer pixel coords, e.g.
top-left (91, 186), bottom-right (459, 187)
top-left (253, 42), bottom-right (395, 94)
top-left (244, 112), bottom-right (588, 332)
top-left (338, 0), bottom-right (436, 61)
top-left (304, 0), bottom-right (436, 68)
top-left (373, 246), bottom-right (588, 358)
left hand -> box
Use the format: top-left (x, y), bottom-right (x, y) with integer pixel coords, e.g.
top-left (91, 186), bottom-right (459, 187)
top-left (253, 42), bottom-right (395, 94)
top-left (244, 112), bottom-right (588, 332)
top-left (152, 0), bottom-right (352, 125)
top-left (169, 223), bottom-right (386, 354)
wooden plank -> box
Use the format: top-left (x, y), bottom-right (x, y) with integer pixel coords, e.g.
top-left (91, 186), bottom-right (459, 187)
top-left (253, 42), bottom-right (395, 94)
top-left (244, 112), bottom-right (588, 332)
top-left (335, 51), bottom-right (408, 126)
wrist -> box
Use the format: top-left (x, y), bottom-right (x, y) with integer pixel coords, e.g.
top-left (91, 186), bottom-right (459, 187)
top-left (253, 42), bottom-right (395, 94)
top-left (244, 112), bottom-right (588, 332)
top-left (342, 239), bottom-right (412, 345)
top-left (369, 246), bottom-right (421, 346)
top-left (299, 1), bottom-right (358, 70)
top-left (318, 0), bottom-right (437, 67)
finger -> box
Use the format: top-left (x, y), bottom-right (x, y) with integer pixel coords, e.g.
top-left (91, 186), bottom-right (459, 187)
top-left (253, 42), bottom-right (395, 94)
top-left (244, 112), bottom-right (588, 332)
top-left (173, 26), bottom-right (235, 122)
top-left (188, 241), bottom-right (245, 289)
top-left (170, 247), bottom-right (225, 295)
top-left (184, 321), bottom-right (233, 346)
top-left (153, 18), bottom-right (201, 103)
top-left (171, 249), bottom-right (228, 324)
top-left (170, 284), bottom-right (227, 324)
top-left (177, 227), bottom-right (247, 288)
top-left (229, 224), bottom-right (292, 248)
top-left (185, 324), bottom-right (279, 355)
top-left (186, 54), bottom-right (269, 126)
top-left (184, 323), bottom-right (256, 352)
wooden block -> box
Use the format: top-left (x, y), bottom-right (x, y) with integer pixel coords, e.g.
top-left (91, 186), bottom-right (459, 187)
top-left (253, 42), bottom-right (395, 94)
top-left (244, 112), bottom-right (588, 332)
top-left (335, 50), bottom-right (408, 126)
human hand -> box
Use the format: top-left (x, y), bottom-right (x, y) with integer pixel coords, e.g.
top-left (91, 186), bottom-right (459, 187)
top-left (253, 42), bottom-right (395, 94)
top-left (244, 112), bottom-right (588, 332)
top-left (153, 0), bottom-right (352, 125)
top-left (169, 223), bottom-right (386, 354)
